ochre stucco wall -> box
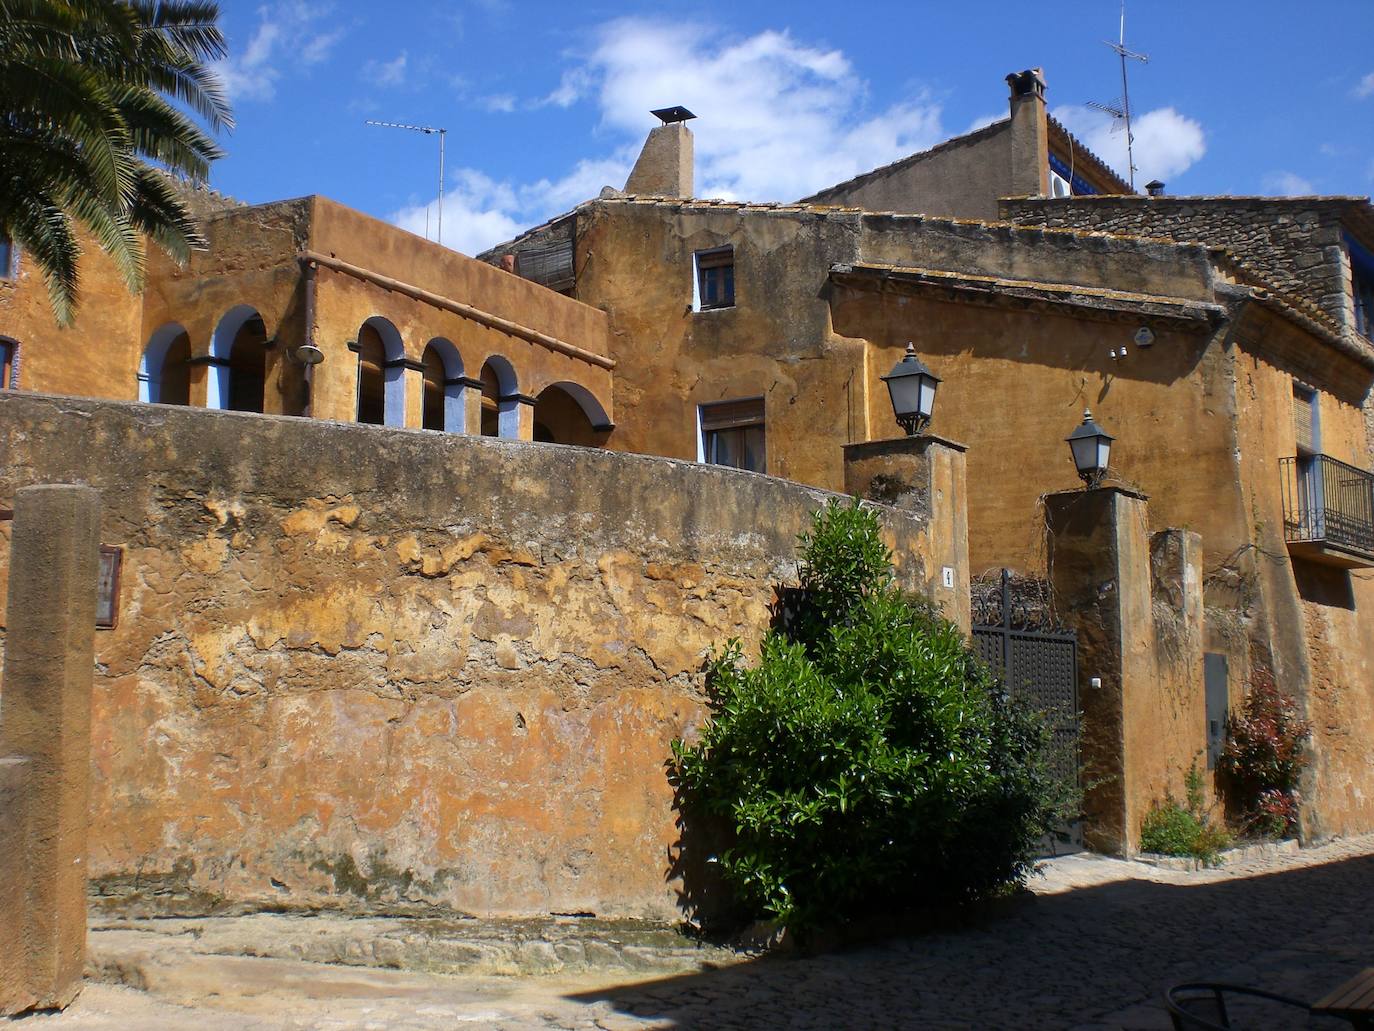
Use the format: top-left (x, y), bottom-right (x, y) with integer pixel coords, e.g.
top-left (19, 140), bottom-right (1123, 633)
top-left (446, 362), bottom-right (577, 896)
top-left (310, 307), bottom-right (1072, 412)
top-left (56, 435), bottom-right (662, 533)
top-left (0, 393), bottom-right (945, 920)
top-left (1229, 315), bottom-right (1374, 838)
top-left (0, 233), bottom-right (144, 401)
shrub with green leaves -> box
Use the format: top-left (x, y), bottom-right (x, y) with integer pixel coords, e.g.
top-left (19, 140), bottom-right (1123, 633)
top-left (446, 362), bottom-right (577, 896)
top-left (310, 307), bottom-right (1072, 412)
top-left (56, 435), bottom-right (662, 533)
top-left (671, 500), bottom-right (1065, 931)
top-left (1140, 763), bottom-right (1231, 865)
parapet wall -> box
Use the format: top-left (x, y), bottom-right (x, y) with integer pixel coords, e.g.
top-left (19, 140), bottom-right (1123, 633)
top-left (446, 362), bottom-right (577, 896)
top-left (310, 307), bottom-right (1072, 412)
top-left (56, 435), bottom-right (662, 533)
top-left (0, 394), bottom-right (953, 921)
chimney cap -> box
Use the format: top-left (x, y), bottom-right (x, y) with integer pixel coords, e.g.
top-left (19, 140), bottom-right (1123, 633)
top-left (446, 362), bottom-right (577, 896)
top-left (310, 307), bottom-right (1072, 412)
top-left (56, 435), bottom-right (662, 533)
top-left (1005, 68), bottom-right (1047, 99)
top-left (650, 106), bottom-right (696, 125)
top-left (1145, 179), bottom-right (1166, 196)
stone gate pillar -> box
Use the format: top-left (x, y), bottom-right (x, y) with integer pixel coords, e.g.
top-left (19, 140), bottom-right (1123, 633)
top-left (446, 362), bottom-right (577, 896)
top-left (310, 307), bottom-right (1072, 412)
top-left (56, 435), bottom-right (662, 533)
top-left (842, 433), bottom-right (970, 634)
top-left (1044, 485), bottom-right (1157, 855)
top-left (0, 484), bottom-right (101, 1015)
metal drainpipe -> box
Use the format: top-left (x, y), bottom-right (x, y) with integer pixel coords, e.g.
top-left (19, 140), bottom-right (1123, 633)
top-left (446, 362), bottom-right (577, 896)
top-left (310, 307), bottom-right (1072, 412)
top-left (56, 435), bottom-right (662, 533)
top-left (302, 259), bottom-right (317, 419)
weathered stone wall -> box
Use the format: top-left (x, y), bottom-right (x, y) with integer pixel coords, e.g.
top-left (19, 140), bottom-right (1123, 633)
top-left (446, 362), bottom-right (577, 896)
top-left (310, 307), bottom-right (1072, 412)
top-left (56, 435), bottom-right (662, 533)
top-left (0, 393), bottom-right (948, 921)
top-left (1001, 197), bottom-right (1354, 329)
top-left (799, 122), bottom-right (1015, 221)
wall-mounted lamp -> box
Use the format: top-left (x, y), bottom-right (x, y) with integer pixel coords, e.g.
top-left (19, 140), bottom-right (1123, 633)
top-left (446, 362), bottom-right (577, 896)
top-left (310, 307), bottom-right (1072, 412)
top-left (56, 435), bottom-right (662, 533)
top-left (295, 344), bottom-right (325, 366)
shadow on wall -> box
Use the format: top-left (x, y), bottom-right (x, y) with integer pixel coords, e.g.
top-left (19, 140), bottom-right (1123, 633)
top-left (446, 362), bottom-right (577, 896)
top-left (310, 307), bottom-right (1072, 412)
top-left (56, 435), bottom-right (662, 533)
top-left (1293, 560), bottom-right (1357, 611)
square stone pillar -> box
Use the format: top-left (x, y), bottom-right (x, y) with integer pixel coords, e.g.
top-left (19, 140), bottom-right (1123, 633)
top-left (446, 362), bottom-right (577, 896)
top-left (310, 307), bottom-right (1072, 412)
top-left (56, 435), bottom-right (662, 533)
top-left (1044, 486), bottom-right (1157, 855)
top-left (402, 363), bottom-right (425, 429)
top-left (842, 434), bottom-right (970, 634)
top-left (511, 395), bottom-right (536, 442)
top-left (0, 485), bottom-right (101, 1015)
top-left (456, 378), bottom-right (484, 435)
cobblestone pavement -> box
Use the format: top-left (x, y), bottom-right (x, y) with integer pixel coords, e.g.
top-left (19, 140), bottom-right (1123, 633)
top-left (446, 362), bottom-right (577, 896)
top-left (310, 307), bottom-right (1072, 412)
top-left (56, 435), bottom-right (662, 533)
top-left (20, 835), bottom-right (1374, 1030)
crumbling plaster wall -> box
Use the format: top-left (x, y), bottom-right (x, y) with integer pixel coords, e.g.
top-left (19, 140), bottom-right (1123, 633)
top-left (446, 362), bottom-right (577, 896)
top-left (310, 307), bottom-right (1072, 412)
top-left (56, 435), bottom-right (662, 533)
top-left (0, 393), bottom-right (944, 920)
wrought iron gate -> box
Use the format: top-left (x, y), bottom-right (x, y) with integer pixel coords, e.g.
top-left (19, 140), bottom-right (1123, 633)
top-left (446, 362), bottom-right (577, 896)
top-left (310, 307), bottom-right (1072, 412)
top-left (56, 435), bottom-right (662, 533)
top-left (972, 568), bottom-right (1080, 851)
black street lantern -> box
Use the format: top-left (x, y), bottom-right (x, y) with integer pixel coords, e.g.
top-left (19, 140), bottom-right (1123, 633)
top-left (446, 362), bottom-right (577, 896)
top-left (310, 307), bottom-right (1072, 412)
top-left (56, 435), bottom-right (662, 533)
top-left (1066, 408), bottom-right (1114, 487)
top-left (881, 342), bottom-right (940, 436)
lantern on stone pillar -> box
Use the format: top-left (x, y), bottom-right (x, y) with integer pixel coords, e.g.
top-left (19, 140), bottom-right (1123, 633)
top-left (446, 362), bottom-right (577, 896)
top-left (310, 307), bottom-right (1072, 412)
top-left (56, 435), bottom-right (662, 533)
top-left (1066, 408), bottom-right (1114, 488)
top-left (880, 343), bottom-right (940, 436)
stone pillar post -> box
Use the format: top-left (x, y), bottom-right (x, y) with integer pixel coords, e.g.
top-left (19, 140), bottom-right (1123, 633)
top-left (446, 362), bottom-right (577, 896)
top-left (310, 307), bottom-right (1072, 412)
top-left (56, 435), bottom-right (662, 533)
top-left (841, 434), bottom-right (970, 634)
top-left (511, 395), bottom-right (536, 442)
top-left (458, 378), bottom-right (484, 435)
top-left (402, 364), bottom-right (425, 429)
top-left (1044, 486), bottom-right (1157, 855)
top-left (0, 485), bottom-right (101, 1015)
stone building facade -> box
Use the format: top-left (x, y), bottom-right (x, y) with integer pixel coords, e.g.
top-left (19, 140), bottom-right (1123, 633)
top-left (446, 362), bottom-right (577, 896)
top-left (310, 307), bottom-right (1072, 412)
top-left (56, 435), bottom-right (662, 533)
top-left (1, 60), bottom-right (1374, 901)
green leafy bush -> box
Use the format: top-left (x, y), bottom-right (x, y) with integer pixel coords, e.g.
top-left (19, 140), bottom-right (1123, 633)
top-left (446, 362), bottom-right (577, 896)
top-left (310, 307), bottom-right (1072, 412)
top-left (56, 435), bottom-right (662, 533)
top-left (671, 500), bottom-right (1066, 931)
top-left (1140, 763), bottom-right (1231, 865)
top-left (1217, 670), bottom-right (1310, 838)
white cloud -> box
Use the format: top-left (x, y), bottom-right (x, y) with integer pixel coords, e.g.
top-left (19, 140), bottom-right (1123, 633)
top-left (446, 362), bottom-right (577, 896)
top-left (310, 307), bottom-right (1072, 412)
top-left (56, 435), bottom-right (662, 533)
top-left (364, 51), bottom-right (408, 88)
top-left (581, 20), bottom-right (944, 201)
top-left (1354, 72), bottom-right (1374, 99)
top-left (389, 19), bottom-right (959, 254)
top-left (215, 2), bottom-right (343, 104)
top-left (480, 94), bottom-right (517, 113)
top-left (1052, 104), bottom-right (1206, 185)
top-left (1262, 171), bottom-right (1315, 196)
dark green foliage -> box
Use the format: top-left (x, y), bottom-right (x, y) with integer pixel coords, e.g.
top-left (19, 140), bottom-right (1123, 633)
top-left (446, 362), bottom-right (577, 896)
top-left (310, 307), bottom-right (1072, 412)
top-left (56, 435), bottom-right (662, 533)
top-left (671, 500), bottom-right (1064, 931)
top-left (1140, 763), bottom-right (1231, 865)
top-left (0, 0), bottom-right (233, 323)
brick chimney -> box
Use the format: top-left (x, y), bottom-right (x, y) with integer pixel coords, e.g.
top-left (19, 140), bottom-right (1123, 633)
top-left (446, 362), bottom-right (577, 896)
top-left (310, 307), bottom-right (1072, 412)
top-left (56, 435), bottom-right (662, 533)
top-left (624, 106), bottom-right (695, 198)
top-left (1006, 69), bottom-right (1049, 198)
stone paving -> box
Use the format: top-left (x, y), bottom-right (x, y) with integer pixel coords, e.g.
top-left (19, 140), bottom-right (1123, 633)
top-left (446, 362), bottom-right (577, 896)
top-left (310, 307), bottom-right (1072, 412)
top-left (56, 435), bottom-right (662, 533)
top-left (19, 834), bottom-right (1374, 1030)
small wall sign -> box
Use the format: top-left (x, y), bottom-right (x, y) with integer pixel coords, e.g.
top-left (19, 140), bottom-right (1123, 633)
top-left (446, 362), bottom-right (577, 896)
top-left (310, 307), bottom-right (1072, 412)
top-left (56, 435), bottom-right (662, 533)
top-left (942, 565), bottom-right (955, 589)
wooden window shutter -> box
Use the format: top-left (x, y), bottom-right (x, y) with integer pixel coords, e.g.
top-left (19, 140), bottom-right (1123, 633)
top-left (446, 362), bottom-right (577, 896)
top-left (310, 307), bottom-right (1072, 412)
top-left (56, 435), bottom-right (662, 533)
top-left (700, 397), bottom-right (763, 432)
top-left (696, 246), bottom-right (733, 270)
top-left (1293, 384), bottom-right (1316, 453)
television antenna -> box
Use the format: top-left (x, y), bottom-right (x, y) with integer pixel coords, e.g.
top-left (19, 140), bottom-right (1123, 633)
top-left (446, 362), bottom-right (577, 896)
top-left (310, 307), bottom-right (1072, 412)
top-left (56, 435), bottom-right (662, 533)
top-left (366, 120), bottom-right (448, 243)
top-left (1087, 1), bottom-right (1148, 190)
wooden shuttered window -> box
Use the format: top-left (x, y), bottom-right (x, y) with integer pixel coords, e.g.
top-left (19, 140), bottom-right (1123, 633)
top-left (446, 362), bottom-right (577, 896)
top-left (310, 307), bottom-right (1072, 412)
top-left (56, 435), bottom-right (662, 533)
top-left (700, 397), bottom-right (764, 473)
top-left (695, 247), bottom-right (735, 310)
top-left (1293, 383), bottom-right (1317, 454)
top-left (699, 397), bottom-right (763, 433)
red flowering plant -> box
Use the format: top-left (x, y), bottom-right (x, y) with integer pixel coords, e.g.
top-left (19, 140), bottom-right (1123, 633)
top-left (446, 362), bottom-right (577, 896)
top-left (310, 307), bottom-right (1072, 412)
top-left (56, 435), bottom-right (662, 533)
top-left (1217, 670), bottom-right (1311, 838)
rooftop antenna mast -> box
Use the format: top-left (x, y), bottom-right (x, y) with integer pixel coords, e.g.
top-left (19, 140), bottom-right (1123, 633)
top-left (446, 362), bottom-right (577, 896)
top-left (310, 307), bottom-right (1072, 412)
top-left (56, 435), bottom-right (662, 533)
top-left (1087, 1), bottom-right (1148, 190)
top-left (365, 120), bottom-right (448, 243)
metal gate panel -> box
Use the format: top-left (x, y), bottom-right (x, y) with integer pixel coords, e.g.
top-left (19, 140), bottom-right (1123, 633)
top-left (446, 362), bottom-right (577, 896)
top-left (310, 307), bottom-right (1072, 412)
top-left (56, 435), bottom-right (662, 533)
top-left (972, 569), bottom-right (1081, 852)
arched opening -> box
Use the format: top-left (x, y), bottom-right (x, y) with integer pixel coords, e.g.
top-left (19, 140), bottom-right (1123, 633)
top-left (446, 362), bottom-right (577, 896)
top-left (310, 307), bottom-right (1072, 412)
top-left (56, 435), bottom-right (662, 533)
top-left (209, 305), bottom-right (268, 412)
top-left (139, 324), bottom-right (191, 405)
top-left (356, 317), bottom-right (405, 426)
top-left (479, 356), bottom-right (518, 438)
top-left (533, 382), bottom-right (612, 447)
top-left (421, 338), bottom-right (464, 432)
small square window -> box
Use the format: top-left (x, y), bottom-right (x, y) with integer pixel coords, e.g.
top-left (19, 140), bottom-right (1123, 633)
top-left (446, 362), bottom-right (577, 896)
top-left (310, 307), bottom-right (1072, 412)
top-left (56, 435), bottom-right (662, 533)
top-left (0, 236), bottom-right (14, 280)
top-left (694, 246), bottom-right (734, 311)
top-left (700, 397), bottom-right (764, 473)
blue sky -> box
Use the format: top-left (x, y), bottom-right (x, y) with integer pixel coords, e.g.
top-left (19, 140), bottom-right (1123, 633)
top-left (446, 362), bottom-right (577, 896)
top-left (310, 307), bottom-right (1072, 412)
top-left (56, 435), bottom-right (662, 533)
top-left (208, 0), bottom-right (1374, 255)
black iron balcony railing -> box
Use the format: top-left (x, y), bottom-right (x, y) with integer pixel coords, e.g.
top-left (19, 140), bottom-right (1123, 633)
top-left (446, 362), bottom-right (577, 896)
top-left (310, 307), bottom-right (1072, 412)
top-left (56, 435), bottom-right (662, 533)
top-left (1280, 454), bottom-right (1374, 562)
